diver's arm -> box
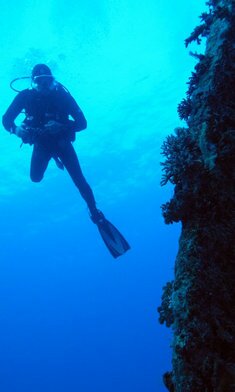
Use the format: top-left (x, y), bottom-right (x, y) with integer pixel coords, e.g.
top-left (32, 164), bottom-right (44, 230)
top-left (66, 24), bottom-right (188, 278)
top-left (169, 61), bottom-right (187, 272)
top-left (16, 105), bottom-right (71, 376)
top-left (65, 93), bottom-right (87, 132)
top-left (2, 91), bottom-right (26, 133)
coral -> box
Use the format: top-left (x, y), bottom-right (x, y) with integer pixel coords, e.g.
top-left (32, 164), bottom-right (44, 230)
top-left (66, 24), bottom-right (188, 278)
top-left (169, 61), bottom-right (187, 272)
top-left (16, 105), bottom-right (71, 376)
top-left (198, 122), bottom-right (217, 170)
top-left (157, 281), bottom-right (174, 327)
top-left (185, 23), bottom-right (211, 47)
top-left (160, 127), bottom-right (201, 187)
top-left (184, 11), bottom-right (213, 48)
top-left (163, 372), bottom-right (175, 392)
top-left (189, 51), bottom-right (205, 61)
top-left (187, 58), bottom-right (210, 96)
top-left (177, 98), bottom-right (192, 121)
top-left (184, 2), bottom-right (232, 48)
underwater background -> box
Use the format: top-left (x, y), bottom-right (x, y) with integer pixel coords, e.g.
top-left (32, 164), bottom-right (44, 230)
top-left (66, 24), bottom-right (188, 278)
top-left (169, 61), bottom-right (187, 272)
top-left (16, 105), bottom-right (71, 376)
top-left (0, 1), bottom-right (206, 391)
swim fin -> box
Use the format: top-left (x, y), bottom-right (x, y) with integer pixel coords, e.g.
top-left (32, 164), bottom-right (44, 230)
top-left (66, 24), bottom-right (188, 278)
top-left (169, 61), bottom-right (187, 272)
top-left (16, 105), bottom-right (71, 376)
top-left (96, 218), bottom-right (130, 258)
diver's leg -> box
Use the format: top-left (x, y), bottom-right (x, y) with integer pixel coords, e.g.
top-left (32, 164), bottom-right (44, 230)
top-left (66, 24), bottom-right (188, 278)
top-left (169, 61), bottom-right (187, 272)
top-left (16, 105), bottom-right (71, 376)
top-left (57, 141), bottom-right (103, 220)
top-left (30, 143), bottom-right (51, 182)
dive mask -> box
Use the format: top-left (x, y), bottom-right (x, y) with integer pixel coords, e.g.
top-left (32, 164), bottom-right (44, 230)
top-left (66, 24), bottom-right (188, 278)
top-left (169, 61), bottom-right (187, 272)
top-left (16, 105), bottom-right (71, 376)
top-left (32, 74), bottom-right (55, 91)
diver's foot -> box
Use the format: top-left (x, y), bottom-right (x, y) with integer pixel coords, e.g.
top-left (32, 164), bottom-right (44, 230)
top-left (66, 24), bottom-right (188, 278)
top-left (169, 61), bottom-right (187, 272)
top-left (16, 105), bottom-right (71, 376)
top-left (90, 209), bottom-right (105, 224)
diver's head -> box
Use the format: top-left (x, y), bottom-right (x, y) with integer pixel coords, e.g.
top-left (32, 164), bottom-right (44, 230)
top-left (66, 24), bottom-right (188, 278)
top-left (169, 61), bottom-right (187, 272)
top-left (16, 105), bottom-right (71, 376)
top-left (31, 64), bottom-right (55, 93)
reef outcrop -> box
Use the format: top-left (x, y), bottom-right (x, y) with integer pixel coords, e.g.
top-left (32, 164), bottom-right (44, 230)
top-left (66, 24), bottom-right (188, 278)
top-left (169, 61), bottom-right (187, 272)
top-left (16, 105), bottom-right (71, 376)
top-left (158, 0), bottom-right (235, 390)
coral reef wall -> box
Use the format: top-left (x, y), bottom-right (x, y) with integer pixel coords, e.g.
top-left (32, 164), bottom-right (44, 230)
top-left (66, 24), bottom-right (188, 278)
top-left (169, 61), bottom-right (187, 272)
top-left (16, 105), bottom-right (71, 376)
top-left (158, 0), bottom-right (235, 391)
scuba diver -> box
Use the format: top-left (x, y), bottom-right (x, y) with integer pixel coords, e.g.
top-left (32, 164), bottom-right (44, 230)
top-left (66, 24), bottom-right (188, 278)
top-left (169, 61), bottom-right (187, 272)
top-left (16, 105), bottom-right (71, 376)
top-left (2, 64), bottom-right (130, 258)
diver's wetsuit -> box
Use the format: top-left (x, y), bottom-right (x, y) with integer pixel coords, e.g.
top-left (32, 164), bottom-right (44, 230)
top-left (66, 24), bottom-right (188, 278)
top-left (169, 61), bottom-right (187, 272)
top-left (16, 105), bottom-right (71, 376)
top-left (2, 85), bottom-right (97, 214)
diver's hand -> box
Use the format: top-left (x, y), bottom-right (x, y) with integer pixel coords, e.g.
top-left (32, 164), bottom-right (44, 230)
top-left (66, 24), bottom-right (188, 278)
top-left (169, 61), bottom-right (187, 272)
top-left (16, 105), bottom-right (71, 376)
top-left (15, 125), bottom-right (36, 144)
top-left (15, 125), bottom-right (29, 139)
top-left (44, 120), bottom-right (65, 135)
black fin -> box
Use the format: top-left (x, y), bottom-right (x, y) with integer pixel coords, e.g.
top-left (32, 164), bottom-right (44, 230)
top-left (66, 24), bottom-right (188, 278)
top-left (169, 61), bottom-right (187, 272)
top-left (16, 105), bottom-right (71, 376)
top-left (96, 218), bottom-right (130, 258)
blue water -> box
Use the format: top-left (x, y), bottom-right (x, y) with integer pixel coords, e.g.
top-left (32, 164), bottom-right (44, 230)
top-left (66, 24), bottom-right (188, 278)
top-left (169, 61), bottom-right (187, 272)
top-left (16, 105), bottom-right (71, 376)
top-left (0, 1), bottom-right (206, 391)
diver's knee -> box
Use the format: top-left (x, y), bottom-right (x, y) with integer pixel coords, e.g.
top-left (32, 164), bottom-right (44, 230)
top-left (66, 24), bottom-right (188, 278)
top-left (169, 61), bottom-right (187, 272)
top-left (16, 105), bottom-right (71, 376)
top-left (30, 174), bottom-right (43, 182)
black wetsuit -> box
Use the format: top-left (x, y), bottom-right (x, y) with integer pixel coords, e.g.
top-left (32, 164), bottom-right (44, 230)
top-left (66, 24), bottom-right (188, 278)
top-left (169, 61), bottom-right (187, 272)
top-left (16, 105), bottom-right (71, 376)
top-left (2, 84), bottom-right (97, 213)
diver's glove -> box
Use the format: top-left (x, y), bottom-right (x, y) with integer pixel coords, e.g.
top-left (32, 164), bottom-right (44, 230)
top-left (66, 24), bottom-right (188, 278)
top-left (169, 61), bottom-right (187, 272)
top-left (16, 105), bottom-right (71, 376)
top-left (15, 125), bottom-right (28, 139)
top-left (15, 125), bottom-right (44, 144)
top-left (44, 120), bottom-right (65, 136)
top-left (15, 125), bottom-right (34, 144)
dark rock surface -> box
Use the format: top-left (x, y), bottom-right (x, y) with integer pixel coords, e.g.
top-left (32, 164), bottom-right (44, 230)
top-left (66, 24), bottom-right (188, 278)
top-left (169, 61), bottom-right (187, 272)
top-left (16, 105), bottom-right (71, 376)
top-left (158, 1), bottom-right (235, 390)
